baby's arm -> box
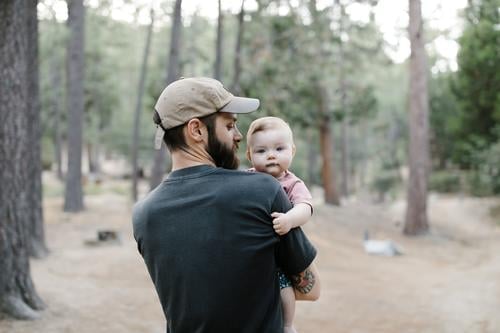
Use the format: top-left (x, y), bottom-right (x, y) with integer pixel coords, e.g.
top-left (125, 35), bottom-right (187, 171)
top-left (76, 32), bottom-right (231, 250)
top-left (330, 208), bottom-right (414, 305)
top-left (271, 202), bottom-right (312, 235)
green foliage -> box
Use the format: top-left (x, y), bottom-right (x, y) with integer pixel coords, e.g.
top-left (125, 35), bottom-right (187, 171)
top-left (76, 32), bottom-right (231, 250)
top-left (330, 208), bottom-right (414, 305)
top-left (429, 73), bottom-right (462, 167)
top-left (465, 139), bottom-right (500, 195)
top-left (40, 1), bottom-right (474, 200)
top-left (454, 0), bottom-right (500, 144)
top-left (429, 171), bottom-right (462, 193)
top-left (428, 0), bottom-right (499, 197)
top-left (370, 169), bottom-right (401, 201)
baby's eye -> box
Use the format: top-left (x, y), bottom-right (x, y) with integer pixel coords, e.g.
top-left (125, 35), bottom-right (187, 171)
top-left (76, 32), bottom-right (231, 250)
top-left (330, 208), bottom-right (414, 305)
top-left (256, 149), bottom-right (266, 154)
top-left (276, 146), bottom-right (284, 151)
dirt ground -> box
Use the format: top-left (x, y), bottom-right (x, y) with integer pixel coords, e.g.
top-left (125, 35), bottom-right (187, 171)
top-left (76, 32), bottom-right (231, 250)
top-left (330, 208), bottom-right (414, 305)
top-left (1, 176), bottom-right (500, 333)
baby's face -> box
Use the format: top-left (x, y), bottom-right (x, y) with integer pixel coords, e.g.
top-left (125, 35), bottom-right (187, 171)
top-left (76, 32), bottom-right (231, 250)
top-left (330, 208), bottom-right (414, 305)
top-left (248, 128), bottom-right (294, 178)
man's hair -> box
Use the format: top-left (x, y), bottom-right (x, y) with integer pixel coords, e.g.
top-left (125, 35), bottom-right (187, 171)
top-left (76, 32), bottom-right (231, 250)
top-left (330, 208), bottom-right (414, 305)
top-left (153, 111), bottom-right (217, 151)
top-left (246, 116), bottom-right (294, 148)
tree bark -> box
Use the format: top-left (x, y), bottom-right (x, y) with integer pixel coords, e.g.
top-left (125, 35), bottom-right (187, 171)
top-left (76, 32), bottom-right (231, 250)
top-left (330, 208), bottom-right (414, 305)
top-left (335, 0), bottom-right (350, 198)
top-left (307, 128), bottom-right (316, 186)
top-left (318, 85), bottom-right (340, 205)
top-left (404, 0), bottom-right (430, 235)
top-left (132, 10), bottom-right (155, 202)
top-left (49, 53), bottom-right (64, 181)
top-left (26, 0), bottom-right (48, 258)
top-left (0, 0), bottom-right (46, 319)
top-left (64, 0), bottom-right (85, 212)
top-left (214, 0), bottom-right (223, 80)
top-left (149, 0), bottom-right (182, 190)
top-left (231, 0), bottom-right (245, 94)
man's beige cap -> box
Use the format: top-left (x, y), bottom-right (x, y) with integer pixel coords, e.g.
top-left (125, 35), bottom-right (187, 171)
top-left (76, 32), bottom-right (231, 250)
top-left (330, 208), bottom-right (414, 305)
top-left (154, 77), bottom-right (260, 149)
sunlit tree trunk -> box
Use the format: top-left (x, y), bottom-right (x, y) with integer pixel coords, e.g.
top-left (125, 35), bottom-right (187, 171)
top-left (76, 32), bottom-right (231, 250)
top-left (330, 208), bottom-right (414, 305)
top-left (404, 0), bottom-right (430, 235)
top-left (26, 0), bottom-right (48, 258)
top-left (132, 10), bottom-right (155, 202)
top-left (64, 0), bottom-right (85, 212)
top-left (0, 0), bottom-right (46, 319)
top-left (150, 0), bottom-right (182, 190)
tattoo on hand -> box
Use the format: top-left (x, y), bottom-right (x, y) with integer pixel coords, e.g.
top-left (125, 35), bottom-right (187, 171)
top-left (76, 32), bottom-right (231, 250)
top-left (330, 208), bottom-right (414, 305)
top-left (291, 269), bottom-right (315, 294)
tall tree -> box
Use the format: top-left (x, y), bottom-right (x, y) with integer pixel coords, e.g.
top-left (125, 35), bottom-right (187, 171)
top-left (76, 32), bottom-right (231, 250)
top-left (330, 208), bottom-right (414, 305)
top-left (0, 0), bottom-right (46, 319)
top-left (64, 0), bottom-right (85, 212)
top-left (149, 0), bottom-right (182, 189)
top-left (26, 0), bottom-right (48, 258)
top-left (318, 84), bottom-right (341, 204)
top-left (132, 9), bottom-right (155, 202)
top-left (49, 53), bottom-right (64, 181)
top-left (231, 0), bottom-right (245, 94)
top-left (336, 0), bottom-right (350, 197)
top-left (404, 0), bottom-right (430, 235)
top-left (310, 0), bottom-right (340, 205)
top-left (214, 0), bottom-right (223, 80)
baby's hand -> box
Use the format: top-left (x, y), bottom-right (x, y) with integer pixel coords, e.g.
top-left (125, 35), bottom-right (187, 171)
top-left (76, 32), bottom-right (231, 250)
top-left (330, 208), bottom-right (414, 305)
top-left (271, 212), bottom-right (292, 235)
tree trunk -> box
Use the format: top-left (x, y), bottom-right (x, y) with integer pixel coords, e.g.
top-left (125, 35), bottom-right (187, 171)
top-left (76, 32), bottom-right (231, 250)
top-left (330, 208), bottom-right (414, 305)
top-left (88, 55), bottom-right (105, 178)
top-left (87, 143), bottom-right (97, 173)
top-left (404, 0), bottom-right (430, 235)
top-left (231, 0), bottom-right (245, 94)
top-left (50, 53), bottom-right (64, 181)
top-left (214, 0), bottom-right (223, 80)
top-left (318, 85), bottom-right (340, 205)
top-left (335, 0), bottom-right (350, 198)
top-left (340, 116), bottom-right (350, 196)
top-left (0, 0), bottom-right (46, 319)
top-left (307, 128), bottom-right (316, 186)
top-left (149, 0), bottom-right (182, 190)
top-left (26, 0), bottom-right (48, 258)
top-left (132, 10), bottom-right (155, 202)
top-left (338, 77), bottom-right (350, 197)
top-left (64, 0), bottom-right (85, 212)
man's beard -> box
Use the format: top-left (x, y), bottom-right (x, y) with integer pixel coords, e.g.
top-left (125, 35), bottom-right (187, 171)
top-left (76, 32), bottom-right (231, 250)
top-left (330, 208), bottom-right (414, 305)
top-left (206, 132), bottom-right (239, 170)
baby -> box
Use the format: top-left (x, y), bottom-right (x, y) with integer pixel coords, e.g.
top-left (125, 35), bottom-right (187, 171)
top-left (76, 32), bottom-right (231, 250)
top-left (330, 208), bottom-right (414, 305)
top-left (246, 116), bottom-right (313, 333)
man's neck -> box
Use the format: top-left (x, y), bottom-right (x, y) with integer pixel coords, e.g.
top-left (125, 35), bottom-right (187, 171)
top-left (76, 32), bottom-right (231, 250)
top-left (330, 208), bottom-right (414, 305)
top-left (170, 146), bottom-right (215, 171)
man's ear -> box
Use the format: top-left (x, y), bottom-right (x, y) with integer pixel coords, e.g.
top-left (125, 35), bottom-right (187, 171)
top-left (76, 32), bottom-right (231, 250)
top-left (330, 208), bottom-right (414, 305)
top-left (185, 118), bottom-right (206, 143)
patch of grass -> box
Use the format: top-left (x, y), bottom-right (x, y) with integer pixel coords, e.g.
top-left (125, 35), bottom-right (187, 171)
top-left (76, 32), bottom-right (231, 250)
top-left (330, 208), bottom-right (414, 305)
top-left (109, 185), bottom-right (129, 196)
top-left (43, 183), bottom-right (64, 198)
top-left (490, 204), bottom-right (500, 226)
top-left (84, 183), bottom-right (105, 195)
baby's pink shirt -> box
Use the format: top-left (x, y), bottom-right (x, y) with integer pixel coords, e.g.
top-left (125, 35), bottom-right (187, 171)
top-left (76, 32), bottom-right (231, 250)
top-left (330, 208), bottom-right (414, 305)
top-left (276, 170), bottom-right (313, 207)
top-left (248, 168), bottom-right (312, 207)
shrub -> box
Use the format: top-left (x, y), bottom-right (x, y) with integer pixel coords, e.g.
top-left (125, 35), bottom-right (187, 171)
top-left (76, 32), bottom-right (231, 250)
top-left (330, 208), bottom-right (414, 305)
top-left (429, 171), bottom-right (461, 193)
top-left (466, 139), bottom-right (500, 196)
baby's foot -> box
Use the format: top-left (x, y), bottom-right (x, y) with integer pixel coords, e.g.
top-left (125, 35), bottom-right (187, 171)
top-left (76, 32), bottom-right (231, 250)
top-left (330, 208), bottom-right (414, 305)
top-left (284, 326), bottom-right (298, 333)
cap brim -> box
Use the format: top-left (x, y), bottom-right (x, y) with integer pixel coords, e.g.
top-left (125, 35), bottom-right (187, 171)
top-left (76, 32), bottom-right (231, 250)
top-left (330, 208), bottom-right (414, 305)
top-left (219, 96), bottom-right (260, 114)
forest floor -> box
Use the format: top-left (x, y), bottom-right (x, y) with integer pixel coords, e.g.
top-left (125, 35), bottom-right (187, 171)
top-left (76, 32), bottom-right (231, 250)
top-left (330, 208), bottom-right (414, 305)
top-left (1, 173), bottom-right (500, 333)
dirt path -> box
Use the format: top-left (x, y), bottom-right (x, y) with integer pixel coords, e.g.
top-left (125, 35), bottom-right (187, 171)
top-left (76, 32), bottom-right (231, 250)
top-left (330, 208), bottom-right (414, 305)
top-left (1, 182), bottom-right (499, 333)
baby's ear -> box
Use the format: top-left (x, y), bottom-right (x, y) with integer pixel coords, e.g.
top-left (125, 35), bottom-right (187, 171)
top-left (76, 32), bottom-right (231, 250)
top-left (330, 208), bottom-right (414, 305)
top-left (292, 144), bottom-right (297, 157)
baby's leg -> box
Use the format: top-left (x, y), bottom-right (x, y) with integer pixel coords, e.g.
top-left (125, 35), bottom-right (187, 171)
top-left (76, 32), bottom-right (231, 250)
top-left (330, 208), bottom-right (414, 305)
top-left (281, 286), bottom-right (297, 333)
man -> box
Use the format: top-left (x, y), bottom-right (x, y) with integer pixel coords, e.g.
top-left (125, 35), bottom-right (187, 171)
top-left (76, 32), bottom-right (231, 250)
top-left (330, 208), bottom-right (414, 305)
top-left (133, 77), bottom-right (320, 333)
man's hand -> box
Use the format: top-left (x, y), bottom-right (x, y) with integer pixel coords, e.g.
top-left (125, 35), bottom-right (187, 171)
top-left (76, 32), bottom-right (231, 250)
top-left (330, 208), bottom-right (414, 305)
top-left (271, 212), bottom-right (293, 235)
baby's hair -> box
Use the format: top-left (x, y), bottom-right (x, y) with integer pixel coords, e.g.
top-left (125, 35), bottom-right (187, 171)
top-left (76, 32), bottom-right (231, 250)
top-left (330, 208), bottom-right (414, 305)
top-left (246, 116), bottom-right (294, 147)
